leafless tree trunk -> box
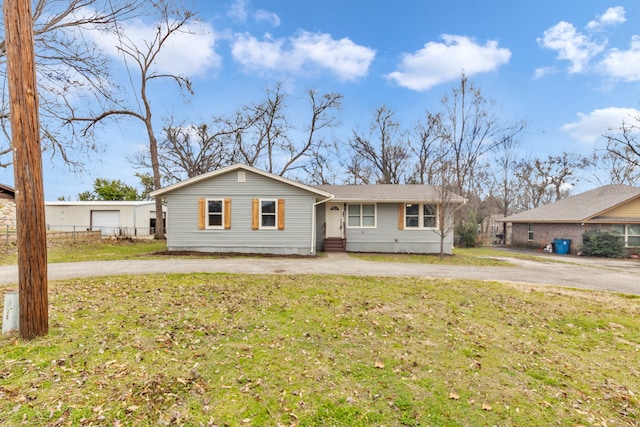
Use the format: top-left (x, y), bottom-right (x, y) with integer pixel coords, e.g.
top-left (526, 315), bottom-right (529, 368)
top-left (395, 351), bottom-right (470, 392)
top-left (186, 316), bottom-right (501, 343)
top-left (72, 0), bottom-right (197, 239)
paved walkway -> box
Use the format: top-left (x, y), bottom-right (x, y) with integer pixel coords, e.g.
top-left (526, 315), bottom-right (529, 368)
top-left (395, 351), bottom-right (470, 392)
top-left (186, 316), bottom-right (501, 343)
top-left (0, 250), bottom-right (639, 295)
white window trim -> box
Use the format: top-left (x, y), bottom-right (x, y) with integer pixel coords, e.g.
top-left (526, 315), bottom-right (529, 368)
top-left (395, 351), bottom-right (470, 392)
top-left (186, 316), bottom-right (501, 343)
top-left (346, 203), bottom-right (377, 228)
top-left (612, 224), bottom-right (640, 248)
top-left (404, 203), bottom-right (438, 230)
top-left (528, 224), bottom-right (534, 241)
top-left (259, 198), bottom-right (278, 230)
top-left (205, 198), bottom-right (225, 230)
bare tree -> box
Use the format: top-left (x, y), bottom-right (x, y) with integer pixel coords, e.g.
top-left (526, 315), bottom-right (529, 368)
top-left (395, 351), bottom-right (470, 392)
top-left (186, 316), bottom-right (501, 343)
top-left (513, 152), bottom-right (589, 211)
top-left (489, 135), bottom-right (521, 218)
top-left (407, 112), bottom-right (448, 185)
top-left (0, 0), bottom-right (140, 168)
top-left (232, 82), bottom-right (342, 177)
top-left (72, 0), bottom-right (197, 238)
top-left (438, 72), bottom-right (526, 197)
top-left (590, 149), bottom-right (640, 186)
top-left (132, 118), bottom-right (244, 184)
top-left (605, 115), bottom-right (640, 167)
top-left (431, 161), bottom-right (465, 258)
top-left (346, 105), bottom-right (410, 184)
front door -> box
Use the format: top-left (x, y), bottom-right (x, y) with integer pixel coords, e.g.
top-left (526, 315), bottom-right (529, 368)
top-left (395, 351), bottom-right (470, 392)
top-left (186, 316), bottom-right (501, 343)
top-left (325, 202), bottom-right (343, 238)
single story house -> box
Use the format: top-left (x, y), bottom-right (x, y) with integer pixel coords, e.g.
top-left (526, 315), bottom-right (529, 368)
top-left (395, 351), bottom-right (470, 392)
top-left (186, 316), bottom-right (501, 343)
top-left (150, 163), bottom-right (466, 256)
top-left (45, 201), bottom-right (166, 237)
top-left (502, 184), bottom-right (640, 255)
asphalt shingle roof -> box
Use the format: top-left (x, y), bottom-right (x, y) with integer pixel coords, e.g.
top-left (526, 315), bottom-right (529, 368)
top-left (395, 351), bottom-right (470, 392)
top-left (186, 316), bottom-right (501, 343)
top-left (314, 184), bottom-right (466, 203)
top-left (503, 185), bottom-right (640, 223)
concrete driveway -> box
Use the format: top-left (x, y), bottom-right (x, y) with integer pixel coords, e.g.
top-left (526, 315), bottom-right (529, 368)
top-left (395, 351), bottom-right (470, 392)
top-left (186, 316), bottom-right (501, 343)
top-left (0, 250), bottom-right (639, 295)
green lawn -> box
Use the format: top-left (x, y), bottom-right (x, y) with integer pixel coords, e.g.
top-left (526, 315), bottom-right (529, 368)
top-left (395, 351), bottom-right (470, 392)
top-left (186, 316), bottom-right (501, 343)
top-left (0, 239), bottom-right (168, 265)
top-left (1, 273), bottom-right (639, 426)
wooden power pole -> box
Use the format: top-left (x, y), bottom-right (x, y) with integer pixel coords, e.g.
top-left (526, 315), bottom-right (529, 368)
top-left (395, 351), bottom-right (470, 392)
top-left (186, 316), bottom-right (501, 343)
top-left (4, 0), bottom-right (48, 338)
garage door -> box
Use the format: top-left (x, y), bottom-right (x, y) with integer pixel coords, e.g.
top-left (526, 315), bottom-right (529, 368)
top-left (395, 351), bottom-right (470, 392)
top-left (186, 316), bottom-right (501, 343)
top-left (91, 210), bottom-right (120, 237)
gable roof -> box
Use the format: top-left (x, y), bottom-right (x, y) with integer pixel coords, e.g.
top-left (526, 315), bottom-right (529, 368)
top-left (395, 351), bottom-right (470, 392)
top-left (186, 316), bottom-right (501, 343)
top-left (503, 185), bottom-right (640, 223)
top-left (315, 184), bottom-right (466, 203)
top-left (150, 163), bottom-right (333, 198)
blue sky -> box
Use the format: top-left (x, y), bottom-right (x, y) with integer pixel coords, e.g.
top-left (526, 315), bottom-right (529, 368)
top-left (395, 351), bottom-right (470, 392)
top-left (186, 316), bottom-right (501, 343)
top-left (3, 0), bottom-right (640, 199)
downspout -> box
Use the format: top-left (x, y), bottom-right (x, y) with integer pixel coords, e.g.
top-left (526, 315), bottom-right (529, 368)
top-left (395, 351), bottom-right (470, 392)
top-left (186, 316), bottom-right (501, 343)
top-left (311, 195), bottom-right (334, 255)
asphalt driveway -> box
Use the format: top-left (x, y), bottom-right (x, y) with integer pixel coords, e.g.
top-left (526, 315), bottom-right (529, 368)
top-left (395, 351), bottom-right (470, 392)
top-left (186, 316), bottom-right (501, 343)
top-left (0, 250), bottom-right (639, 295)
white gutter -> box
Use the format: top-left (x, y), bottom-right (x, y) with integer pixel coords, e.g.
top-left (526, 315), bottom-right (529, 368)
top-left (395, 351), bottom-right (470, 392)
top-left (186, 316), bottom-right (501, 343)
top-left (311, 195), bottom-right (334, 254)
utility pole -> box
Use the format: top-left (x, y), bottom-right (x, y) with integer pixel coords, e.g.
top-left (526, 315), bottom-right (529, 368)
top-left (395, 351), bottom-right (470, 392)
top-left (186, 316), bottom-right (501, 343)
top-left (4, 0), bottom-right (48, 338)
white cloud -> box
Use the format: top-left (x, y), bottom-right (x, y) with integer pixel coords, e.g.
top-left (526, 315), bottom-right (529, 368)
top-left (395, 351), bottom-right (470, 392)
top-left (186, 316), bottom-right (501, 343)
top-left (561, 107), bottom-right (640, 144)
top-left (533, 66), bottom-right (557, 79)
top-left (385, 35), bottom-right (511, 91)
top-left (254, 10), bottom-right (280, 27)
top-left (228, 0), bottom-right (248, 22)
top-left (586, 6), bottom-right (626, 30)
top-left (537, 21), bottom-right (604, 74)
top-left (231, 31), bottom-right (375, 81)
top-left (600, 35), bottom-right (640, 81)
top-left (89, 19), bottom-right (221, 77)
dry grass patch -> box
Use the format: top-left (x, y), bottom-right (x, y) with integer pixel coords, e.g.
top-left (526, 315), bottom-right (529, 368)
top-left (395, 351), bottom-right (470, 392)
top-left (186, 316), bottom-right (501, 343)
top-left (1, 274), bottom-right (639, 426)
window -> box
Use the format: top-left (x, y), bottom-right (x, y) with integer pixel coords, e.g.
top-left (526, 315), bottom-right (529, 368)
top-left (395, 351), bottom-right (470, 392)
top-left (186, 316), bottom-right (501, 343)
top-left (207, 199), bottom-right (223, 227)
top-left (404, 203), bottom-right (438, 229)
top-left (347, 204), bottom-right (376, 227)
top-left (252, 199), bottom-right (285, 230)
top-left (423, 204), bottom-right (437, 228)
top-left (260, 199), bottom-right (277, 228)
top-left (611, 224), bottom-right (640, 247)
top-left (198, 198), bottom-right (231, 230)
top-left (528, 224), bottom-right (534, 241)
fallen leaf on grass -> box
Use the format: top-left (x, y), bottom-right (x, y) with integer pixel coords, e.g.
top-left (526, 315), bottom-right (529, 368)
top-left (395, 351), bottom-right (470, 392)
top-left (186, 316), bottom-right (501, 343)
top-left (482, 402), bottom-right (492, 411)
top-left (374, 360), bottom-right (385, 369)
top-left (449, 392), bottom-right (460, 400)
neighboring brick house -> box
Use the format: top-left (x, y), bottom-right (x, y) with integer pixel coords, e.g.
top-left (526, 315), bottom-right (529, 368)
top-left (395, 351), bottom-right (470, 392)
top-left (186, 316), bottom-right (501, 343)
top-left (502, 185), bottom-right (640, 256)
top-left (0, 183), bottom-right (16, 230)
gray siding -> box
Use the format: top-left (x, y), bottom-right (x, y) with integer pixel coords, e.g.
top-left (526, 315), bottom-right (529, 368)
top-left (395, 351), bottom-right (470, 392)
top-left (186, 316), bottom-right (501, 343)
top-left (165, 170), bottom-right (317, 255)
top-left (316, 203), bottom-right (453, 254)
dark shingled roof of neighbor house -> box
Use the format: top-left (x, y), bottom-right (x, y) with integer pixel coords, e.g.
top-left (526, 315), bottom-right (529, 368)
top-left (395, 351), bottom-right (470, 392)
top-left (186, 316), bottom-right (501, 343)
top-left (503, 184), bottom-right (640, 223)
top-left (315, 184), bottom-right (466, 204)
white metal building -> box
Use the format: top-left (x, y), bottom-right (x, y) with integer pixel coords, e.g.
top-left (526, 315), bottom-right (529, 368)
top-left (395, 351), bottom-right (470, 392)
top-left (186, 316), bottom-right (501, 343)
top-left (45, 201), bottom-right (166, 237)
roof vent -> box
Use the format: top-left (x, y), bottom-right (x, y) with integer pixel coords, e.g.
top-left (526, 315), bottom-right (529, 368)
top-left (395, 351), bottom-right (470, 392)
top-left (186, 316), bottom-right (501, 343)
top-left (238, 171), bottom-right (246, 183)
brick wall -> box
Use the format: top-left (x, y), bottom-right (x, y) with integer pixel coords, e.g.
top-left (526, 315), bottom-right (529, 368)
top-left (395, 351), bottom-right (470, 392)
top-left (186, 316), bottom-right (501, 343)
top-left (511, 223), bottom-right (586, 254)
top-left (511, 222), bottom-right (640, 256)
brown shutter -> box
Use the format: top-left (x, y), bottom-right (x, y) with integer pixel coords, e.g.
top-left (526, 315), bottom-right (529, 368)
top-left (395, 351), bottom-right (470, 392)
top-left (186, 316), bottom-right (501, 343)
top-left (198, 198), bottom-right (206, 229)
top-left (398, 203), bottom-right (404, 230)
top-left (438, 204), bottom-right (443, 230)
top-left (278, 199), bottom-right (285, 230)
top-left (252, 199), bottom-right (259, 230)
top-left (224, 198), bottom-right (232, 229)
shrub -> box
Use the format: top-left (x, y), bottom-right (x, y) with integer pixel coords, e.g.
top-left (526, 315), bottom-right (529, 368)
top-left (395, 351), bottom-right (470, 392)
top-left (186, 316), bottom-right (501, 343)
top-left (581, 230), bottom-right (623, 258)
top-left (455, 218), bottom-right (478, 248)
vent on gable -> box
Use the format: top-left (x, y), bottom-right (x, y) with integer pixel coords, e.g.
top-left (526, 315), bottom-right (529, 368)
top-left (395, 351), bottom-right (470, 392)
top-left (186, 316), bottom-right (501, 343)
top-left (238, 171), bottom-right (246, 183)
